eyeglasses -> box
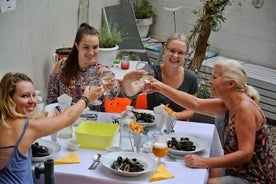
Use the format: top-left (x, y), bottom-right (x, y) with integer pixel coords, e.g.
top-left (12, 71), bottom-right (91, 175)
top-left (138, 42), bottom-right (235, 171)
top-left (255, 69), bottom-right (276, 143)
top-left (166, 47), bottom-right (189, 56)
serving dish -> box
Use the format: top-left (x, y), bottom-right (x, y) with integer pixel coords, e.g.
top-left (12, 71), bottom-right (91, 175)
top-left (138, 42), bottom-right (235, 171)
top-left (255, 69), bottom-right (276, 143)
top-left (32, 139), bottom-right (61, 162)
top-left (159, 133), bottom-right (208, 155)
top-left (75, 121), bottom-right (119, 150)
top-left (132, 109), bottom-right (156, 127)
top-left (100, 152), bottom-right (157, 177)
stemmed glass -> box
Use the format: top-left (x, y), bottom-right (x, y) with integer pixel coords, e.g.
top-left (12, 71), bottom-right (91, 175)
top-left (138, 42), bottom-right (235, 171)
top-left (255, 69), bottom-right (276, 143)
top-left (152, 138), bottom-right (168, 165)
top-left (88, 77), bottom-right (103, 106)
top-left (100, 70), bottom-right (115, 96)
top-left (135, 61), bottom-right (155, 92)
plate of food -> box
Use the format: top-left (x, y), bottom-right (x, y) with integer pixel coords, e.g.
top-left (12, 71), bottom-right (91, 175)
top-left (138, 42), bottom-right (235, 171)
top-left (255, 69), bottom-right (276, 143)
top-left (32, 139), bottom-right (61, 162)
top-left (100, 151), bottom-right (157, 177)
top-left (159, 133), bottom-right (208, 156)
top-left (132, 109), bottom-right (156, 127)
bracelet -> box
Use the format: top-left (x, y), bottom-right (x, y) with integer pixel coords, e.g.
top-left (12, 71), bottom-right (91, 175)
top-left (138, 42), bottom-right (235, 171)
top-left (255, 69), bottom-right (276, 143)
top-left (80, 96), bottom-right (89, 107)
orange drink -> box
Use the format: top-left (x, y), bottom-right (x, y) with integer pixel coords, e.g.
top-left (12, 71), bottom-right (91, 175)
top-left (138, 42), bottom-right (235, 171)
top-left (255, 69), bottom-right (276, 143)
top-left (152, 142), bottom-right (168, 158)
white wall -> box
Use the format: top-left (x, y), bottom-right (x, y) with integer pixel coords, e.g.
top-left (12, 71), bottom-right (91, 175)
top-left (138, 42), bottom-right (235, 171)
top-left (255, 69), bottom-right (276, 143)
top-left (0, 0), bottom-right (275, 97)
top-left (149, 0), bottom-right (276, 69)
top-left (0, 0), bottom-right (119, 95)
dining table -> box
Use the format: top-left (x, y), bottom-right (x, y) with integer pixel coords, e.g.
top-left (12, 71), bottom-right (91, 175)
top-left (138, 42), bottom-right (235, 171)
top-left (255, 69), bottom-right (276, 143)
top-left (32, 111), bottom-right (223, 184)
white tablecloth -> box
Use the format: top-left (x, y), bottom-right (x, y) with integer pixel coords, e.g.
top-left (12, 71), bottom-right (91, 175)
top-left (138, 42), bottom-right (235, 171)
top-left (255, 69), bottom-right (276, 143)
top-left (33, 113), bottom-right (223, 184)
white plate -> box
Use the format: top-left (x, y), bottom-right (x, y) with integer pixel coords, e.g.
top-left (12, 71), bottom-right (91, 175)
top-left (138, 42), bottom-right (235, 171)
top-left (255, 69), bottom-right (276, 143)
top-left (100, 152), bottom-right (157, 177)
top-left (133, 109), bottom-right (156, 127)
top-left (32, 139), bottom-right (61, 162)
top-left (159, 133), bottom-right (208, 155)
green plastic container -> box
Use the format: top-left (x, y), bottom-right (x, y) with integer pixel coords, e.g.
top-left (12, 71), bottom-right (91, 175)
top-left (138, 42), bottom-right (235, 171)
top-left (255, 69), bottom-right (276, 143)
top-left (75, 121), bottom-right (119, 150)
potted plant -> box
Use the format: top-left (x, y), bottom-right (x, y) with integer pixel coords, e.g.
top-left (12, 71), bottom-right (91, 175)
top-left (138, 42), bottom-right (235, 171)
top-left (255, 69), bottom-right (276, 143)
top-left (134, 0), bottom-right (156, 38)
top-left (98, 23), bottom-right (125, 67)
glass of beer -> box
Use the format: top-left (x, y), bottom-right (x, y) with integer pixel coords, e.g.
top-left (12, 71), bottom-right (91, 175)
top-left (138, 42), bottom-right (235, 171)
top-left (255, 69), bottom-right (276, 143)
top-left (152, 141), bottom-right (168, 165)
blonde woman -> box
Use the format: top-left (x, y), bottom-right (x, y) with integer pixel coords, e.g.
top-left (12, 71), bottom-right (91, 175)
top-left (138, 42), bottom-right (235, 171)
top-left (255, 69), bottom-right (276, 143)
top-left (0, 72), bottom-right (103, 183)
top-left (149, 59), bottom-right (275, 184)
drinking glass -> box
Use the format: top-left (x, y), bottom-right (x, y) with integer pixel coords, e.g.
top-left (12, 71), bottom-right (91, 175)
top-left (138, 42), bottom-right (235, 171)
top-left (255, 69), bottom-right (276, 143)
top-left (100, 70), bottom-right (115, 96)
top-left (88, 78), bottom-right (102, 106)
top-left (152, 113), bottom-right (164, 137)
top-left (131, 132), bottom-right (142, 153)
top-left (135, 61), bottom-right (155, 92)
top-left (152, 139), bottom-right (168, 165)
top-left (121, 54), bottom-right (130, 70)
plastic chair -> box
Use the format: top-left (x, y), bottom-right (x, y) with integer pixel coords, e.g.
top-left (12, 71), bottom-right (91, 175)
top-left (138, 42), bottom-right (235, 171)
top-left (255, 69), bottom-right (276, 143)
top-left (134, 93), bottom-right (147, 109)
top-left (104, 97), bottom-right (131, 113)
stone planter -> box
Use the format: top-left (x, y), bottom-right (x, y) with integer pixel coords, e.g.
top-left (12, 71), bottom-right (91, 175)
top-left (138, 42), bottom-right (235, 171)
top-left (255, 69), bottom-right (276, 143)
top-left (136, 17), bottom-right (153, 38)
top-left (97, 45), bottom-right (119, 68)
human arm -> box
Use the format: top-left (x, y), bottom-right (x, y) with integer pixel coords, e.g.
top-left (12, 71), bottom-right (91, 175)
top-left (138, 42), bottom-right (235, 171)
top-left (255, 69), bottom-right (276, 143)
top-left (97, 67), bottom-right (120, 99)
top-left (184, 101), bottom-right (257, 168)
top-left (46, 59), bottom-right (65, 104)
top-left (30, 86), bottom-right (104, 138)
top-left (122, 70), bottom-right (145, 97)
top-left (175, 94), bottom-right (197, 121)
top-left (149, 78), bottom-right (226, 116)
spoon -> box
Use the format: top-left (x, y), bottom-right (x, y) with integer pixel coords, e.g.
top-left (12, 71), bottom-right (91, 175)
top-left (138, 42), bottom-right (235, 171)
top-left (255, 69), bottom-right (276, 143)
top-left (88, 153), bottom-right (101, 170)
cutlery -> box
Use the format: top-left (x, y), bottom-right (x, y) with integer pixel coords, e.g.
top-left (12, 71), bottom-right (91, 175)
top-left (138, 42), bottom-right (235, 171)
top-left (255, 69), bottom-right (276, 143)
top-left (88, 153), bottom-right (101, 170)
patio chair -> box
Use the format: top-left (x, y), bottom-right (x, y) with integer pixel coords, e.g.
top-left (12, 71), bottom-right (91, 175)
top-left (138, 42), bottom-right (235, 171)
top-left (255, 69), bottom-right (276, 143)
top-left (104, 97), bottom-right (132, 113)
top-left (102, 3), bottom-right (150, 62)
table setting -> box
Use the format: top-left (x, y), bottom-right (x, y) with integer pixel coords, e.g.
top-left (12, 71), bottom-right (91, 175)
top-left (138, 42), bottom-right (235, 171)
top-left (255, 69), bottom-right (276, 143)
top-left (32, 102), bottom-right (223, 184)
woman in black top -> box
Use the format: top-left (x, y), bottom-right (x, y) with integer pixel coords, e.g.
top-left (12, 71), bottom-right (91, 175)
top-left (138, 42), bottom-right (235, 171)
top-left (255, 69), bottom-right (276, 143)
top-left (123, 33), bottom-right (198, 120)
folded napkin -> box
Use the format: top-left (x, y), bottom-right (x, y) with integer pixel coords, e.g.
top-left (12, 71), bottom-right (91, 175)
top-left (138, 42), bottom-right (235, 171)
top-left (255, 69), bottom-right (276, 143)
top-left (54, 151), bottom-right (80, 165)
top-left (149, 164), bottom-right (175, 182)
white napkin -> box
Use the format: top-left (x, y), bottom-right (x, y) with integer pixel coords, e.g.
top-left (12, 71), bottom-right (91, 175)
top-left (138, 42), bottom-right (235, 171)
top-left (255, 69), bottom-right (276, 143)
top-left (57, 94), bottom-right (72, 112)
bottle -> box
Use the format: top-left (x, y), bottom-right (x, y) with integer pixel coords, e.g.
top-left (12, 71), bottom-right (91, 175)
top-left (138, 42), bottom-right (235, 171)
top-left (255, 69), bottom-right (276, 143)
top-left (120, 106), bottom-right (136, 151)
top-left (34, 90), bottom-right (45, 118)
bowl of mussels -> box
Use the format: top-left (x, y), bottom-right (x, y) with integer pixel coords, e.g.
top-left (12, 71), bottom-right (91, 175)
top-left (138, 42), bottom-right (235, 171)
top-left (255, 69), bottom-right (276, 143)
top-left (32, 139), bottom-right (61, 162)
top-left (100, 152), bottom-right (157, 177)
top-left (132, 109), bottom-right (155, 127)
top-left (161, 134), bottom-right (208, 156)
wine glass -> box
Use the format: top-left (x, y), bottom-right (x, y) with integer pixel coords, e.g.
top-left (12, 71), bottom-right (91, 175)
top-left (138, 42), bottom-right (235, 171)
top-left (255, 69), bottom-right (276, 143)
top-left (100, 70), bottom-right (115, 96)
top-left (152, 139), bottom-right (168, 165)
top-left (135, 61), bottom-right (155, 92)
top-left (88, 77), bottom-right (103, 106)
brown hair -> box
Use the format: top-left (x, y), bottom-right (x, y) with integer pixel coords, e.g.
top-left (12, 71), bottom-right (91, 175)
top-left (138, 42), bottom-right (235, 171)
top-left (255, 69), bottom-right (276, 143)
top-left (60, 23), bottom-right (100, 86)
top-left (164, 33), bottom-right (189, 49)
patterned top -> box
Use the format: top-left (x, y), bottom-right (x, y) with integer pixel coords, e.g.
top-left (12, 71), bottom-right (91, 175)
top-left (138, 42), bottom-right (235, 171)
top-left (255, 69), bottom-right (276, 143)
top-left (224, 101), bottom-right (276, 184)
top-left (46, 60), bottom-right (120, 111)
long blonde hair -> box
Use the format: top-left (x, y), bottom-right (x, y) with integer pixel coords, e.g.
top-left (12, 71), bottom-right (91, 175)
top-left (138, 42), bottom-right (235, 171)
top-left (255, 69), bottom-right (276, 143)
top-left (0, 72), bottom-right (32, 123)
top-left (214, 59), bottom-right (260, 102)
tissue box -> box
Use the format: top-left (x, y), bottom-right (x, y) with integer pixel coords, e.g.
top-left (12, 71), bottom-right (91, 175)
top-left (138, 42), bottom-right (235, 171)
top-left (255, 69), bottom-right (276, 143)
top-left (75, 121), bottom-right (119, 150)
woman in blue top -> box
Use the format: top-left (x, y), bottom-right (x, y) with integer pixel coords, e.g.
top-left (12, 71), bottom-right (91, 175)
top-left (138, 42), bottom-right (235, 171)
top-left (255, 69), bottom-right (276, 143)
top-left (0, 72), bottom-right (103, 183)
top-left (123, 33), bottom-right (198, 120)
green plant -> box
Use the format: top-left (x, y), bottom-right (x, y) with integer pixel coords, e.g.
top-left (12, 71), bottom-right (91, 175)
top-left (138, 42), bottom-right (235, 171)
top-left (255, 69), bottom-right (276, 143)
top-left (99, 23), bottom-right (125, 48)
top-left (187, 0), bottom-right (250, 73)
top-left (134, 0), bottom-right (156, 19)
